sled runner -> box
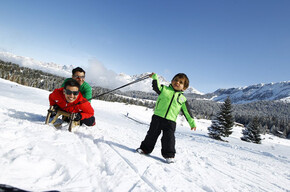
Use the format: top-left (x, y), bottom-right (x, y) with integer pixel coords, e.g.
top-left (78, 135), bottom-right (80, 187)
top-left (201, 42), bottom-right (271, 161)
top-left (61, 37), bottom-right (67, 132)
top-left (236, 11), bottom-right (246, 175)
top-left (45, 106), bottom-right (80, 132)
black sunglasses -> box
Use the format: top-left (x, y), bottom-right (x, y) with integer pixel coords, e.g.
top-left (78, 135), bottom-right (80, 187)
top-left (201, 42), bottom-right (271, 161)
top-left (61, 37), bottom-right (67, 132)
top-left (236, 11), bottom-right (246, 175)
top-left (65, 89), bottom-right (79, 96)
top-left (73, 75), bottom-right (85, 79)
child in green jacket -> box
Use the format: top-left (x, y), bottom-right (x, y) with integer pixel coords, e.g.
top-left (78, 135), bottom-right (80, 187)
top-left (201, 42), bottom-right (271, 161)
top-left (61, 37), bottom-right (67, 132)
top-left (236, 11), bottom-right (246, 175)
top-left (137, 73), bottom-right (196, 163)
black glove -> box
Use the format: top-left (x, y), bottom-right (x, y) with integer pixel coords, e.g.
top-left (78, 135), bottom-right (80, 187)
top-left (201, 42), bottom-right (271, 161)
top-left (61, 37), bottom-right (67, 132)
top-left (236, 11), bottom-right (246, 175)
top-left (48, 105), bottom-right (60, 117)
top-left (53, 105), bottom-right (60, 111)
top-left (52, 105), bottom-right (60, 116)
top-left (73, 113), bottom-right (82, 121)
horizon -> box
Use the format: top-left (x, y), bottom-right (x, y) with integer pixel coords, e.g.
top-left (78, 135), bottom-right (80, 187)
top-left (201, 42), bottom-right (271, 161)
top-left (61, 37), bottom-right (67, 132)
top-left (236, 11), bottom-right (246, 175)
top-left (0, 0), bottom-right (289, 93)
top-left (1, 51), bottom-right (290, 96)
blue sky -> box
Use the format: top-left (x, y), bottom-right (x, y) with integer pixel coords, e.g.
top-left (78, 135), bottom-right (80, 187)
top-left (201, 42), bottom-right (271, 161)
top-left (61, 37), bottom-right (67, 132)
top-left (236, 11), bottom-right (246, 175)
top-left (0, 0), bottom-right (289, 93)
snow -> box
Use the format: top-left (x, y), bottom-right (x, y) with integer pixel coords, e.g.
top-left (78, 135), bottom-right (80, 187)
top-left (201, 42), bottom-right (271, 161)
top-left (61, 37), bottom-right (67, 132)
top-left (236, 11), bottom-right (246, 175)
top-left (0, 78), bottom-right (289, 192)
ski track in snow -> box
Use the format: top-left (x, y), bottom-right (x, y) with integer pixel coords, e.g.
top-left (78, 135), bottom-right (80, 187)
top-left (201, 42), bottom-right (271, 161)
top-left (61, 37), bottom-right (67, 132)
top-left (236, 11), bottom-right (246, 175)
top-left (0, 78), bottom-right (290, 192)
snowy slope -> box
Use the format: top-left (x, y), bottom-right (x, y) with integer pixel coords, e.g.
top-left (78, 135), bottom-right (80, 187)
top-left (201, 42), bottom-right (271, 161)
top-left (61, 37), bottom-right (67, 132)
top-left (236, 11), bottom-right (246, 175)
top-left (0, 78), bottom-right (289, 192)
top-left (211, 81), bottom-right (290, 104)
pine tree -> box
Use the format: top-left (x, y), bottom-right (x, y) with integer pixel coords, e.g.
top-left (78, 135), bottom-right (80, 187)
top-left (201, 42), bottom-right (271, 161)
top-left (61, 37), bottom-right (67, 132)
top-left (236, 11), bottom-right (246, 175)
top-left (221, 97), bottom-right (234, 137)
top-left (208, 96), bottom-right (234, 141)
top-left (241, 116), bottom-right (262, 144)
top-left (208, 118), bottom-right (224, 141)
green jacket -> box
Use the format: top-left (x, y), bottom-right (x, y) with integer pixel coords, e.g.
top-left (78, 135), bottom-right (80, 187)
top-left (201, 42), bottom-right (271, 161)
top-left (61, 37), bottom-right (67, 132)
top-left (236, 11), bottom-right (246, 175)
top-left (61, 78), bottom-right (92, 102)
top-left (152, 73), bottom-right (196, 128)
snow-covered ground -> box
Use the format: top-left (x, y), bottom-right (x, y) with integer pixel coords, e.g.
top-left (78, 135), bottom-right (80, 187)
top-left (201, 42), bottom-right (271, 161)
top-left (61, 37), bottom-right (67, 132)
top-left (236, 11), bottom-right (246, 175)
top-left (0, 78), bottom-right (289, 192)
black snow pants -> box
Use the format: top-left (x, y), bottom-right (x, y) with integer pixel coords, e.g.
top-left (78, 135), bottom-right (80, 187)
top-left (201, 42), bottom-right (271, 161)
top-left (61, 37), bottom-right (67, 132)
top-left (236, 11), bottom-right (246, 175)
top-left (63, 115), bottom-right (95, 126)
top-left (80, 116), bottom-right (95, 126)
top-left (140, 115), bottom-right (176, 158)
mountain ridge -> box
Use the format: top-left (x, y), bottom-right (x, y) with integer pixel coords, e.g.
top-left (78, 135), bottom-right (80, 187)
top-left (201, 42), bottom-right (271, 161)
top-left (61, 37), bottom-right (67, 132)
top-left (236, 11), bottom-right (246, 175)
top-left (210, 81), bottom-right (290, 104)
top-left (1, 52), bottom-right (289, 104)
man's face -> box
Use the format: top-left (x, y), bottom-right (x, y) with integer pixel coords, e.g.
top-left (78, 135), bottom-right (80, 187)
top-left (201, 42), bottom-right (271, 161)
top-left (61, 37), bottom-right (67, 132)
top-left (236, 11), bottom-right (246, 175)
top-left (72, 71), bottom-right (85, 85)
top-left (63, 85), bottom-right (79, 103)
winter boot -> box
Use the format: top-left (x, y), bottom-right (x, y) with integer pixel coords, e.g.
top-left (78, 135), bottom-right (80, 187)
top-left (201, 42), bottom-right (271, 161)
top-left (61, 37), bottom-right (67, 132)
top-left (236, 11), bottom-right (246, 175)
top-left (136, 148), bottom-right (145, 154)
top-left (165, 158), bottom-right (175, 164)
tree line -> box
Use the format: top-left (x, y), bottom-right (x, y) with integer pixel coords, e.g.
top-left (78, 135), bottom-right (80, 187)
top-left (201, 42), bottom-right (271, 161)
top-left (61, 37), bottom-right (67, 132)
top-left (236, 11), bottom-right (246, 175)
top-left (187, 99), bottom-right (290, 139)
top-left (1, 60), bottom-right (289, 139)
top-left (208, 97), bottom-right (262, 144)
top-left (0, 61), bottom-right (64, 91)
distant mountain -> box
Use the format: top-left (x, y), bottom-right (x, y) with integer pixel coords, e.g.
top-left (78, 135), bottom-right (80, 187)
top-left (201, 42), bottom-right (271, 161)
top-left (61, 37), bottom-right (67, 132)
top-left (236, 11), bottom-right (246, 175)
top-left (0, 52), bottom-right (73, 77)
top-left (128, 72), bottom-right (202, 94)
top-left (207, 82), bottom-right (290, 104)
top-left (1, 52), bottom-right (289, 103)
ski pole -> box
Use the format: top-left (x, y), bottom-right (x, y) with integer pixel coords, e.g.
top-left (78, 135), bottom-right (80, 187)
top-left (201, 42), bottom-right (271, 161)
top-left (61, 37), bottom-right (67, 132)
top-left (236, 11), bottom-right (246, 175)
top-left (90, 74), bottom-right (151, 99)
top-left (51, 73), bottom-right (151, 115)
top-left (65, 73), bottom-right (151, 108)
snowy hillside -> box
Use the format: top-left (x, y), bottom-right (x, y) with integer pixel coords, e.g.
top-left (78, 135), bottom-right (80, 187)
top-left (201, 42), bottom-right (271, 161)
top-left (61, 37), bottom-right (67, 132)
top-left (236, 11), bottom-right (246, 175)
top-left (0, 78), bottom-right (289, 192)
top-left (211, 81), bottom-right (290, 104)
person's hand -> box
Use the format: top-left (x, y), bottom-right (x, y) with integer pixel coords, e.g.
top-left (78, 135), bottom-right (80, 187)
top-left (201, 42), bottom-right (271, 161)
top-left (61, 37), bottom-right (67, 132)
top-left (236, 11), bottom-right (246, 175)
top-left (191, 127), bottom-right (196, 131)
top-left (149, 72), bottom-right (155, 78)
top-left (51, 110), bottom-right (57, 117)
top-left (53, 105), bottom-right (60, 112)
top-left (49, 105), bottom-right (59, 117)
top-left (73, 113), bottom-right (82, 121)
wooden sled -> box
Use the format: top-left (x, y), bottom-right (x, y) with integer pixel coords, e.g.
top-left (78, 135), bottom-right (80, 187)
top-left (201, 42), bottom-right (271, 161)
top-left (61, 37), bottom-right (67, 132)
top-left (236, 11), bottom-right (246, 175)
top-left (45, 106), bottom-right (80, 132)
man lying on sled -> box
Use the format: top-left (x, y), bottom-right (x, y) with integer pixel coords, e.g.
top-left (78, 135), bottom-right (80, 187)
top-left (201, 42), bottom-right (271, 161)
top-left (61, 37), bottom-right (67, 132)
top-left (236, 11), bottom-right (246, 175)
top-left (49, 79), bottom-right (95, 127)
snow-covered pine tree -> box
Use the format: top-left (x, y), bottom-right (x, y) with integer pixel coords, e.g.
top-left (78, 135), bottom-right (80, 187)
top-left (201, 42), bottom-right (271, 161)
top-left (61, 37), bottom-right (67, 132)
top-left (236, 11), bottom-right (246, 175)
top-left (241, 116), bottom-right (262, 144)
top-left (221, 96), bottom-right (234, 137)
top-left (208, 96), bottom-right (234, 141)
top-left (208, 118), bottom-right (224, 141)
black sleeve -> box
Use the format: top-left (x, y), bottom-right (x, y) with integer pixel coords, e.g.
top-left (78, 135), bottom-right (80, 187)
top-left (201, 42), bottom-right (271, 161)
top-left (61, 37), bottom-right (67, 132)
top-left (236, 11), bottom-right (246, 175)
top-left (152, 80), bottom-right (161, 95)
top-left (181, 101), bottom-right (194, 117)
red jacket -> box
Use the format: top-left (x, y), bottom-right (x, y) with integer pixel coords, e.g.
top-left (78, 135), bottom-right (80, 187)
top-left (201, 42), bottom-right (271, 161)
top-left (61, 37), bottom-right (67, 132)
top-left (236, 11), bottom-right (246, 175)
top-left (49, 87), bottom-right (94, 120)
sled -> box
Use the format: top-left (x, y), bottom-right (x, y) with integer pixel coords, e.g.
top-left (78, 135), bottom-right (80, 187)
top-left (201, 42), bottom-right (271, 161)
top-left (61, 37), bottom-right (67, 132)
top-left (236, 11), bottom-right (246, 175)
top-left (45, 106), bottom-right (80, 132)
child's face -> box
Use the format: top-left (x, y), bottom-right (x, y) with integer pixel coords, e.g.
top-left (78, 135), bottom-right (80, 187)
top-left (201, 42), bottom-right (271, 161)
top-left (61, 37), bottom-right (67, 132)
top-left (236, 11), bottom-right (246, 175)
top-left (171, 77), bottom-right (185, 91)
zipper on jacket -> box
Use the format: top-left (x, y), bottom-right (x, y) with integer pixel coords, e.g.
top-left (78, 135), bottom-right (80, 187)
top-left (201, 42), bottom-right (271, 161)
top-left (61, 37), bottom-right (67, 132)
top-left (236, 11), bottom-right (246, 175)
top-left (164, 94), bottom-right (175, 118)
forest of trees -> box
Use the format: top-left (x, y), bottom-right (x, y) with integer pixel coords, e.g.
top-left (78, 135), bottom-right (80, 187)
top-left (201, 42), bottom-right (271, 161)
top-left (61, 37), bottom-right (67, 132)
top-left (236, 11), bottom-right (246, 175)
top-left (0, 61), bottom-right (64, 91)
top-left (1, 60), bottom-right (289, 139)
top-left (187, 98), bottom-right (290, 139)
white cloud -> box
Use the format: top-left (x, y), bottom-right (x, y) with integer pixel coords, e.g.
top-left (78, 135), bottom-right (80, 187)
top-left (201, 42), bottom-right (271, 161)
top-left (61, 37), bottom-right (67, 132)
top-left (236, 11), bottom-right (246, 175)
top-left (86, 58), bottom-right (128, 89)
top-left (85, 58), bottom-right (155, 92)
